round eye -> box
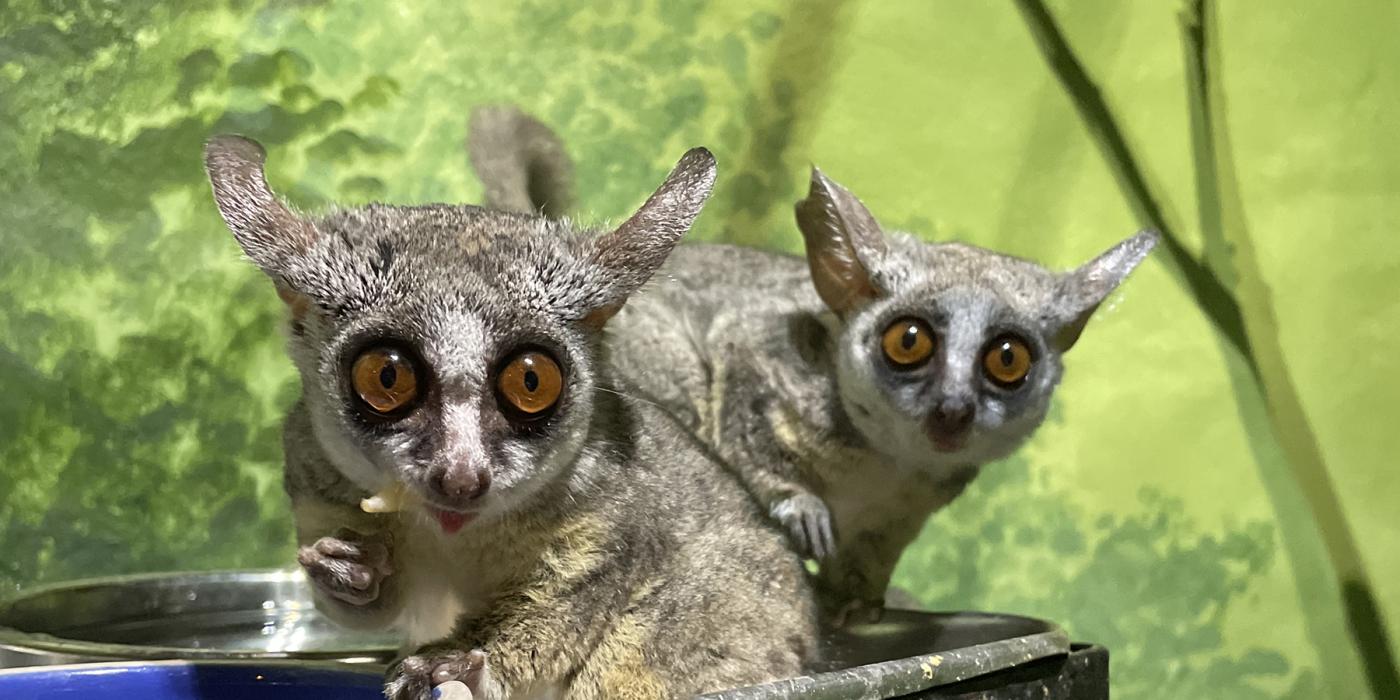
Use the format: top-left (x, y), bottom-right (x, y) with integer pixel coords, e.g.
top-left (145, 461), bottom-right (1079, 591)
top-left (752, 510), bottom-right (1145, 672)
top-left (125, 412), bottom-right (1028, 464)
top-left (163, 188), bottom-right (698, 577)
top-left (881, 318), bottom-right (936, 368)
top-left (983, 335), bottom-right (1033, 387)
top-left (496, 350), bottom-right (564, 420)
top-left (351, 346), bottom-right (421, 416)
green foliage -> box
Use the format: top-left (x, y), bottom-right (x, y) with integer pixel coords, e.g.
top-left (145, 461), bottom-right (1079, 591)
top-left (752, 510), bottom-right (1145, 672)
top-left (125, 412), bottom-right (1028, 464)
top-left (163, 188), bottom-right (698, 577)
top-left (2, 1), bottom-right (1395, 697)
top-left (897, 457), bottom-right (1315, 699)
top-left (0, 0), bottom-right (423, 589)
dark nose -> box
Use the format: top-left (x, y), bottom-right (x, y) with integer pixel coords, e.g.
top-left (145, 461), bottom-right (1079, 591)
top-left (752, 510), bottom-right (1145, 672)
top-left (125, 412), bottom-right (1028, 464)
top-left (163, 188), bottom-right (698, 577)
top-left (930, 400), bottom-right (975, 434)
top-left (429, 465), bottom-right (490, 505)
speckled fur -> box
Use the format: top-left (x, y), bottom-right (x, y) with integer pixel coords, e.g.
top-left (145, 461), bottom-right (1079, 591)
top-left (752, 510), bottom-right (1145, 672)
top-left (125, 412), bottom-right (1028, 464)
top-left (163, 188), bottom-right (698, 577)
top-left (204, 134), bottom-right (817, 699)
top-left (465, 112), bottom-right (1156, 622)
top-left (609, 179), bottom-right (1157, 622)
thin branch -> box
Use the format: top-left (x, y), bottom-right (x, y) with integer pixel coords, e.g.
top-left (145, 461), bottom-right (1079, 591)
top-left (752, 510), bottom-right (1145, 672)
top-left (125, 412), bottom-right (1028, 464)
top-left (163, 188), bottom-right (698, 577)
top-left (1012, 0), bottom-right (1255, 369)
top-left (1014, 0), bottom-right (1400, 695)
top-left (1182, 1), bottom-right (1400, 696)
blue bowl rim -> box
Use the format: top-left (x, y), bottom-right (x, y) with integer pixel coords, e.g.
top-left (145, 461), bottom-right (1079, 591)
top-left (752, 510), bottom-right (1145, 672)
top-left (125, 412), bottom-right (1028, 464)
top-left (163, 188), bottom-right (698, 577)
top-left (0, 659), bottom-right (385, 680)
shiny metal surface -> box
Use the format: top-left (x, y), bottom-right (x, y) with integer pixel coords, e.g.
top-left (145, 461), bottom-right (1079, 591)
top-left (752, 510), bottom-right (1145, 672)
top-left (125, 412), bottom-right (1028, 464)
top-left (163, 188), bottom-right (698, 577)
top-left (0, 570), bottom-right (399, 667)
top-left (0, 571), bottom-right (1071, 699)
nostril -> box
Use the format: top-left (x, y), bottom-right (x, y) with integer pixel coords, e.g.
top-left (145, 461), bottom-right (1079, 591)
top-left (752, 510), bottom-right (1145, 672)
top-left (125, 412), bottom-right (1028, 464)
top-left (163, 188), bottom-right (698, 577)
top-left (933, 402), bottom-right (975, 430)
top-left (432, 466), bottom-right (490, 503)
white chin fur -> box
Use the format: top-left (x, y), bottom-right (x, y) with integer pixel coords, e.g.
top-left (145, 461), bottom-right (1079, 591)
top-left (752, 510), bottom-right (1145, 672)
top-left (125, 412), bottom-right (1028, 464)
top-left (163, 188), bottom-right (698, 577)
top-left (310, 403), bottom-right (389, 492)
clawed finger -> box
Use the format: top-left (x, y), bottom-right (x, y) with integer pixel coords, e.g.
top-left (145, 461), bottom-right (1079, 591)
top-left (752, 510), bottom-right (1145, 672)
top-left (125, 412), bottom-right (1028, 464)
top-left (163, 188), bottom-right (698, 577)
top-left (804, 510), bottom-right (836, 560)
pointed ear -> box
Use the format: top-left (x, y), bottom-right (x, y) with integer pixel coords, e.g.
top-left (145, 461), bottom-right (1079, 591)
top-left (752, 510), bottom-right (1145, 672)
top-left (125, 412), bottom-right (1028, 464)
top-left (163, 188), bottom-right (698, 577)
top-left (583, 147), bottom-right (717, 327)
top-left (795, 167), bottom-right (887, 316)
top-left (204, 134), bottom-right (319, 278)
top-left (1051, 230), bottom-right (1159, 351)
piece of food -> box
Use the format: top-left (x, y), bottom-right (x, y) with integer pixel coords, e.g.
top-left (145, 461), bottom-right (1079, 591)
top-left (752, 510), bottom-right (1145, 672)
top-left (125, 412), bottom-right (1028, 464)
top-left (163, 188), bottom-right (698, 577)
top-left (434, 681), bottom-right (472, 700)
top-left (360, 481), bottom-right (410, 514)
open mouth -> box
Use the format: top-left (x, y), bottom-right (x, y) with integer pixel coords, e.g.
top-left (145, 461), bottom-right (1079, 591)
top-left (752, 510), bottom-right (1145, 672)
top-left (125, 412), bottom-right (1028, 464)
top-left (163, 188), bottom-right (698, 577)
top-left (427, 506), bottom-right (477, 535)
top-left (360, 483), bottom-right (480, 535)
top-left (925, 430), bottom-right (968, 453)
top-left (931, 437), bottom-right (964, 452)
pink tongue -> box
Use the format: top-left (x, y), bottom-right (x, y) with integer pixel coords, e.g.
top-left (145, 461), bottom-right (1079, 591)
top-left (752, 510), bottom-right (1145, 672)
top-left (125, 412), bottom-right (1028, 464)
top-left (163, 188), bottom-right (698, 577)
top-left (436, 511), bottom-right (469, 534)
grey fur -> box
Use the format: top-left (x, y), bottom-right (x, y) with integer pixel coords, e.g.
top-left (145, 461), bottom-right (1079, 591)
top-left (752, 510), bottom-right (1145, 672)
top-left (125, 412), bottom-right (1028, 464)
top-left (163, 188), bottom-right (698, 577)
top-left (609, 171), bottom-right (1157, 623)
top-left (468, 106), bottom-right (574, 217)
top-left (205, 135), bottom-right (816, 699)
top-left (465, 113), bottom-right (1156, 623)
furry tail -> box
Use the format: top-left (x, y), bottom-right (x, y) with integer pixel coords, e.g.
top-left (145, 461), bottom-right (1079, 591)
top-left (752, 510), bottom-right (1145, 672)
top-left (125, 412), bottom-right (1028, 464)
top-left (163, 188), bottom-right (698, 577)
top-left (467, 105), bottom-right (574, 217)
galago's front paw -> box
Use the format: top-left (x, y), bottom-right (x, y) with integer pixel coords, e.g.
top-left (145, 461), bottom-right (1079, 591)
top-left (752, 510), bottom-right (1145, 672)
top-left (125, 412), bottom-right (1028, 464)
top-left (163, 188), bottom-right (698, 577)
top-left (385, 645), bottom-right (503, 700)
top-left (770, 492), bottom-right (836, 560)
top-left (831, 597), bottom-right (885, 628)
top-left (296, 527), bottom-right (392, 606)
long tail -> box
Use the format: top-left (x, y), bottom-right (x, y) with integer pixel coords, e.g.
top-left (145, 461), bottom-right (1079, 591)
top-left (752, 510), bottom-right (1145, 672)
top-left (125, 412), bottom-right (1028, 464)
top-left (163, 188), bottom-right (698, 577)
top-left (466, 105), bottom-right (574, 218)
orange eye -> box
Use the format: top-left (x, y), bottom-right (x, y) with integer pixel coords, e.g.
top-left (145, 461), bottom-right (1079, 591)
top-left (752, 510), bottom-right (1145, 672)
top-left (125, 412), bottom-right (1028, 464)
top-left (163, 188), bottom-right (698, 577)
top-left (496, 350), bottom-right (564, 419)
top-left (983, 336), bottom-right (1033, 387)
top-left (351, 347), bottom-right (421, 416)
top-left (881, 318), bottom-right (935, 368)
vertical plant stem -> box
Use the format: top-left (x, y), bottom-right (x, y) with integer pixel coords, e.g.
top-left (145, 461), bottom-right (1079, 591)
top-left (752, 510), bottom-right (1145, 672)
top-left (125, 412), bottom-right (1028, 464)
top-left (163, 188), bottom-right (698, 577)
top-left (1012, 0), bottom-right (1396, 695)
top-left (1011, 0), bottom-right (1251, 361)
top-left (1182, 1), bottom-right (1400, 696)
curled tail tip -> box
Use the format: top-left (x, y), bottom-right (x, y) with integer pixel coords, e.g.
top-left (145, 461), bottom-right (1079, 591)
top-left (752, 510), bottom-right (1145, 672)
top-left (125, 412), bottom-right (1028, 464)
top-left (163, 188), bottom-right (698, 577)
top-left (465, 104), bottom-right (575, 217)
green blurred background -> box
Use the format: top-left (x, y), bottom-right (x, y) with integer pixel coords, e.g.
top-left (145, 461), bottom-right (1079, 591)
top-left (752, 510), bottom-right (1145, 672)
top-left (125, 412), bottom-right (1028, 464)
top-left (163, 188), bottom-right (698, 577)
top-left (2, 1), bottom-right (1397, 697)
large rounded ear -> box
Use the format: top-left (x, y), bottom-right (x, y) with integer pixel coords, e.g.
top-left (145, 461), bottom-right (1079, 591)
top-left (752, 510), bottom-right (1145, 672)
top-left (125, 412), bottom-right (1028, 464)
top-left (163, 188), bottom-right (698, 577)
top-left (795, 167), bottom-right (887, 317)
top-left (1050, 230), bottom-right (1159, 351)
top-left (582, 147), bottom-right (716, 327)
top-left (204, 134), bottom-right (319, 278)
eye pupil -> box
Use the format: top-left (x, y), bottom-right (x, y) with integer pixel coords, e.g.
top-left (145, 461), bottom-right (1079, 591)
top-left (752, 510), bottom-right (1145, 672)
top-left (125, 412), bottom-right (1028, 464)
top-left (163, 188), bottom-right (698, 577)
top-left (881, 318), bottom-right (935, 370)
top-left (497, 350), bottom-right (564, 422)
top-left (351, 346), bottom-right (421, 419)
top-left (983, 336), bottom-right (1032, 388)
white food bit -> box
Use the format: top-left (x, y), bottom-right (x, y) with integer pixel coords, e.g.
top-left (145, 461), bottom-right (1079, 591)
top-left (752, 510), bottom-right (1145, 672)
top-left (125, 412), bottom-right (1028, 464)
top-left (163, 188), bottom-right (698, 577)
top-left (360, 482), bottom-right (409, 514)
top-left (435, 681), bottom-right (472, 700)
